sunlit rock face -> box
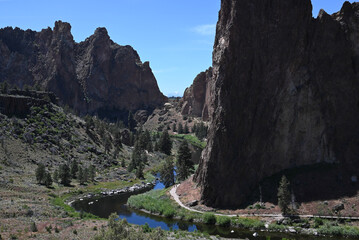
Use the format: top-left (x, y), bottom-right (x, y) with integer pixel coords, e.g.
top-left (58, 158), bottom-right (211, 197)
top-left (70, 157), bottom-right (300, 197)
top-left (181, 67), bottom-right (213, 121)
top-left (194, 1), bottom-right (359, 208)
top-left (0, 21), bottom-right (166, 119)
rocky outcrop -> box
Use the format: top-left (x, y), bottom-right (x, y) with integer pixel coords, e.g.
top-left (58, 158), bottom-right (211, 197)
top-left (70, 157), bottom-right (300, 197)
top-left (194, 1), bottom-right (359, 208)
top-left (0, 21), bottom-right (166, 120)
top-left (0, 90), bottom-right (57, 118)
top-left (180, 68), bottom-right (212, 121)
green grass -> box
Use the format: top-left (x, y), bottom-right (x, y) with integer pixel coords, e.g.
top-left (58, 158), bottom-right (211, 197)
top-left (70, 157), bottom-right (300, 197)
top-left (216, 216), bottom-right (231, 227)
top-left (128, 189), bottom-right (176, 217)
top-left (318, 222), bottom-right (359, 237)
top-left (232, 217), bottom-right (265, 230)
top-left (171, 134), bottom-right (206, 149)
top-left (128, 189), bottom-right (268, 231)
top-left (50, 195), bottom-right (99, 220)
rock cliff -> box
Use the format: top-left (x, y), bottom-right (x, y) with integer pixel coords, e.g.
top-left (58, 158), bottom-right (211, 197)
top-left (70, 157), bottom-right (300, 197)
top-left (0, 21), bottom-right (166, 120)
top-left (180, 67), bottom-right (213, 121)
top-left (194, 1), bottom-right (359, 208)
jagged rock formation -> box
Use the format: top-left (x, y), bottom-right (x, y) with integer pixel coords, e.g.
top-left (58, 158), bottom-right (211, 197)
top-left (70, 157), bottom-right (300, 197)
top-left (194, 1), bottom-right (359, 208)
top-left (180, 68), bottom-right (212, 121)
top-left (0, 21), bottom-right (166, 120)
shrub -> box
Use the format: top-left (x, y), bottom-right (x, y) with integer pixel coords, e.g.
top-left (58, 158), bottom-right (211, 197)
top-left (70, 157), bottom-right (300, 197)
top-left (30, 222), bottom-right (37, 232)
top-left (142, 223), bottom-right (151, 233)
top-left (313, 217), bottom-right (324, 228)
top-left (203, 213), bottom-right (216, 225)
top-left (216, 216), bottom-right (231, 227)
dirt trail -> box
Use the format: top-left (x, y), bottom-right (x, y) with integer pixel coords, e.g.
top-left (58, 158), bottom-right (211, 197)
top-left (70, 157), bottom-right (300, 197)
top-left (170, 184), bottom-right (359, 220)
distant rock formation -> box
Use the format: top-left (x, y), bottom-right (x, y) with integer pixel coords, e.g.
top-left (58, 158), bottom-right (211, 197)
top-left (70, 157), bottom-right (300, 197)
top-left (180, 67), bottom-right (212, 121)
top-left (194, 0), bottom-right (359, 208)
top-left (0, 21), bottom-right (166, 120)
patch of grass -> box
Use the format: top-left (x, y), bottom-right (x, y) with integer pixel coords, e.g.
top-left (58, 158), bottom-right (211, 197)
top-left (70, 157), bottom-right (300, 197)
top-left (216, 216), bottom-right (231, 227)
top-left (171, 134), bottom-right (206, 149)
top-left (232, 217), bottom-right (265, 230)
top-left (318, 222), bottom-right (359, 237)
top-left (267, 223), bottom-right (287, 231)
top-left (50, 195), bottom-right (99, 220)
top-left (128, 189), bottom-right (176, 217)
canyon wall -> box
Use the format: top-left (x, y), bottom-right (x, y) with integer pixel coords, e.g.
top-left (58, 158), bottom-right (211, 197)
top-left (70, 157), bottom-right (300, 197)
top-left (194, 0), bottom-right (359, 207)
top-left (0, 21), bottom-right (166, 119)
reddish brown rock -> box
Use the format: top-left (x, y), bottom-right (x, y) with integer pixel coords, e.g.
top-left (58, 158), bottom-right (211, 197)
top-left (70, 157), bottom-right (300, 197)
top-left (0, 21), bottom-right (166, 120)
top-left (194, 1), bottom-right (359, 208)
top-left (180, 67), bottom-right (213, 121)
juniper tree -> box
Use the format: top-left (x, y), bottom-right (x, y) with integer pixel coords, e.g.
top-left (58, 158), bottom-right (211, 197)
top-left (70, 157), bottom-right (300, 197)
top-left (178, 123), bottom-right (183, 134)
top-left (159, 130), bottom-right (172, 155)
top-left (278, 175), bottom-right (291, 215)
top-left (53, 169), bottom-right (59, 183)
top-left (136, 163), bottom-right (144, 179)
top-left (70, 160), bottom-right (79, 179)
top-left (44, 172), bottom-right (53, 188)
top-left (184, 123), bottom-right (189, 134)
top-left (160, 158), bottom-right (175, 188)
top-left (59, 163), bottom-right (71, 186)
top-left (176, 140), bottom-right (193, 181)
top-left (36, 163), bottom-right (46, 184)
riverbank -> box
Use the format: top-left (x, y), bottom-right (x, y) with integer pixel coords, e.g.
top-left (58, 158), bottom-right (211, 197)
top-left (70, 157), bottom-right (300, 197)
top-left (128, 186), bottom-right (359, 239)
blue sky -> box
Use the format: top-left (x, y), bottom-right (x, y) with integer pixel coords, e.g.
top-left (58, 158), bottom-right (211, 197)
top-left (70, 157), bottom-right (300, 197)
top-left (0, 0), bottom-right (353, 97)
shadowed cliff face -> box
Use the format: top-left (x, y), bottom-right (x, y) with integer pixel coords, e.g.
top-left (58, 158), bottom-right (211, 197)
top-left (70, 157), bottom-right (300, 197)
top-left (0, 21), bottom-right (166, 119)
top-left (180, 67), bottom-right (213, 121)
top-left (194, 0), bottom-right (359, 208)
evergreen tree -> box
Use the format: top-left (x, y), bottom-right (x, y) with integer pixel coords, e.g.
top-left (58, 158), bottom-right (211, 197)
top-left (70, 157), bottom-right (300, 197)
top-left (121, 159), bottom-right (126, 168)
top-left (53, 169), bottom-right (59, 183)
top-left (159, 131), bottom-right (172, 155)
top-left (146, 141), bottom-right (153, 152)
top-left (59, 164), bottom-right (71, 186)
top-left (154, 141), bottom-right (159, 151)
top-left (104, 134), bottom-right (112, 154)
top-left (191, 124), bottom-right (197, 133)
top-left (178, 123), bottom-right (183, 134)
top-left (195, 122), bottom-right (208, 140)
top-left (0, 81), bottom-right (8, 94)
top-left (278, 175), bottom-right (291, 215)
top-left (70, 160), bottom-right (79, 179)
top-left (159, 158), bottom-right (175, 188)
top-left (88, 165), bottom-right (96, 182)
top-left (78, 167), bottom-right (85, 185)
top-left (44, 172), bottom-right (53, 188)
top-left (84, 115), bottom-right (94, 131)
top-left (129, 132), bottom-right (135, 146)
top-left (184, 123), bottom-right (189, 134)
top-left (176, 140), bottom-right (194, 181)
top-left (127, 111), bottom-right (136, 131)
top-left (114, 131), bottom-right (122, 150)
top-left (35, 163), bottom-right (46, 184)
top-left (83, 168), bottom-right (88, 183)
top-left (136, 163), bottom-right (144, 179)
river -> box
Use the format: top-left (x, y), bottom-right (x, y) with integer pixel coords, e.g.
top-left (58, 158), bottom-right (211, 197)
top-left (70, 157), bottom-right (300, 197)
top-left (72, 178), bottom-right (344, 240)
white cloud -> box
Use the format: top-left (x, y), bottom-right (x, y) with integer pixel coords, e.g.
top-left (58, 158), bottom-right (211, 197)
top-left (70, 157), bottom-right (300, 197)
top-left (191, 24), bottom-right (216, 36)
